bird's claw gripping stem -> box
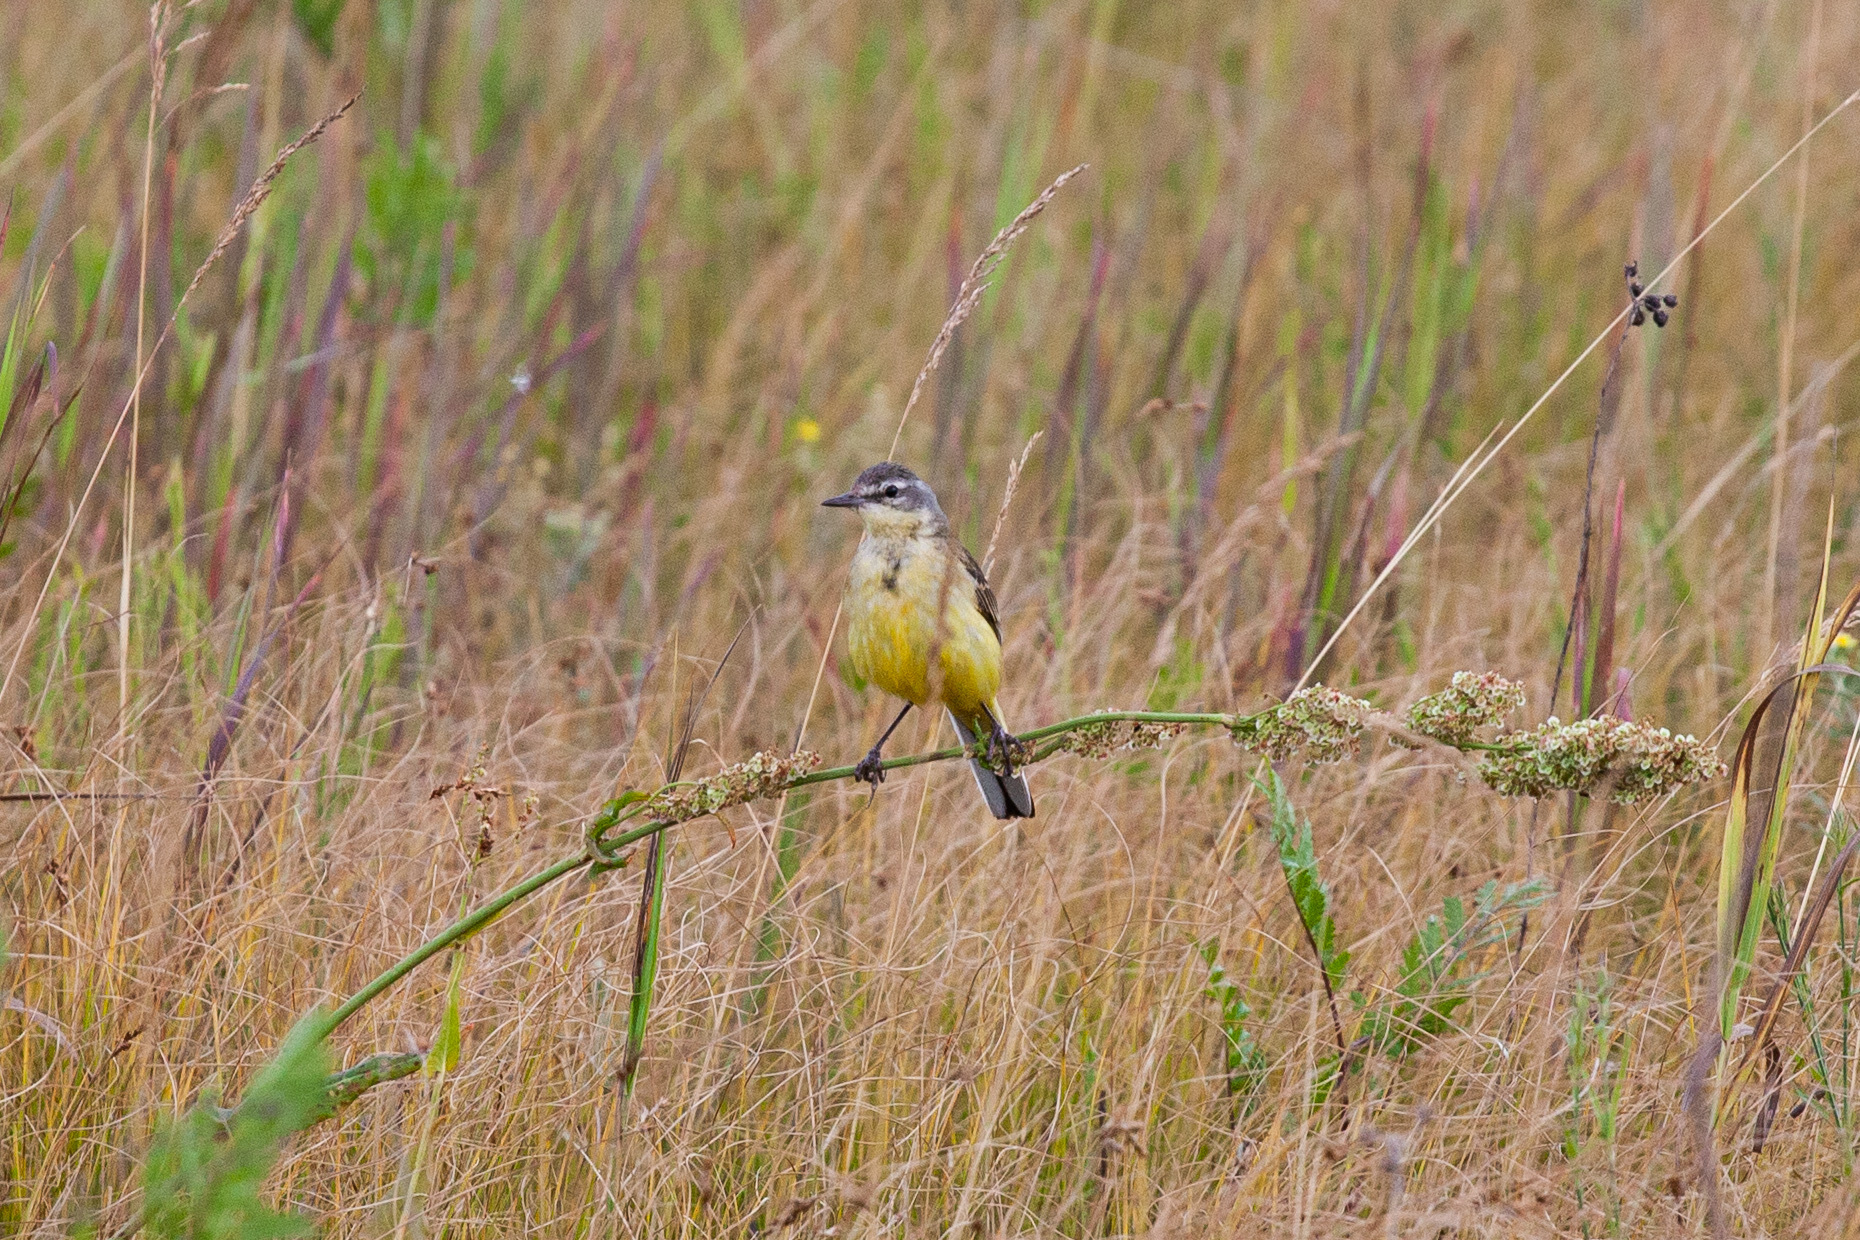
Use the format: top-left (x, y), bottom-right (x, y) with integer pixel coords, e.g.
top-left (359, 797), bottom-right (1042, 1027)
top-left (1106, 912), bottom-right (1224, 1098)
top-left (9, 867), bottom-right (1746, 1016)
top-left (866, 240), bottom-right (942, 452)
top-left (986, 725), bottom-right (1028, 774)
top-left (853, 747), bottom-right (887, 786)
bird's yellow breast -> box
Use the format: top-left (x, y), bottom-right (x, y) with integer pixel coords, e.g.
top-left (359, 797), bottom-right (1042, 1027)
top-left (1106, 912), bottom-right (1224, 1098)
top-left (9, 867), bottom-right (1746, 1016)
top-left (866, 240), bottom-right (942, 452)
top-left (845, 532), bottom-right (1001, 725)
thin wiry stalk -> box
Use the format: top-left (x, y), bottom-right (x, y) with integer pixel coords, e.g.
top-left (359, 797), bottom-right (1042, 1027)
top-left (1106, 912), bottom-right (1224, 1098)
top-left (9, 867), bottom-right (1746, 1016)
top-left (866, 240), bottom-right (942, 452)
top-left (1760, 0), bottom-right (1824, 663)
top-left (323, 708), bottom-right (1243, 1038)
top-left (0, 49), bottom-right (141, 182)
top-left (621, 626), bottom-right (744, 1099)
top-left (1548, 312), bottom-right (1631, 720)
top-left (1294, 85), bottom-right (1860, 693)
top-left (318, 688), bottom-right (1718, 1049)
top-left (120, 1), bottom-right (169, 729)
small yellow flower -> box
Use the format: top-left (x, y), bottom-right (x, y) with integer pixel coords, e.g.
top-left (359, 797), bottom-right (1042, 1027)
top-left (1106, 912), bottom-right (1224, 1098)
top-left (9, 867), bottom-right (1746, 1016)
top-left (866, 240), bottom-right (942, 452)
top-left (794, 416), bottom-right (821, 444)
top-left (1835, 632), bottom-right (1857, 654)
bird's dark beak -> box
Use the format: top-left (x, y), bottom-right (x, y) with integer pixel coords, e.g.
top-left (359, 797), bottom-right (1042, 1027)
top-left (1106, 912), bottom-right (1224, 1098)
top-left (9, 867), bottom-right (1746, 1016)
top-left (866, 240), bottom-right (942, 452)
top-left (821, 491), bottom-right (862, 509)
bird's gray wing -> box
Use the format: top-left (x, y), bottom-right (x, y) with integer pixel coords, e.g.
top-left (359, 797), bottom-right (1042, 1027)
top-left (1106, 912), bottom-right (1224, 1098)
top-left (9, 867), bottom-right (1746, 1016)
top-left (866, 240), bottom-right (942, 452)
top-left (952, 540), bottom-right (1002, 645)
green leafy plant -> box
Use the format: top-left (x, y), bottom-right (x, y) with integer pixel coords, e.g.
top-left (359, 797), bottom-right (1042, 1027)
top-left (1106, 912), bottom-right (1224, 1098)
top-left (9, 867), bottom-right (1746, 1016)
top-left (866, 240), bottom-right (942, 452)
top-left (1199, 940), bottom-right (1268, 1109)
top-left (1359, 878), bottom-right (1547, 1058)
top-left (1259, 771), bottom-right (1349, 994)
top-left (355, 134), bottom-right (468, 326)
top-left (139, 1012), bottom-right (332, 1240)
top-left (1562, 971), bottom-right (1627, 1236)
top-left (1257, 770), bottom-right (1349, 1057)
top-left (290, 0), bottom-right (346, 58)
top-left (1564, 971), bottom-right (1625, 1156)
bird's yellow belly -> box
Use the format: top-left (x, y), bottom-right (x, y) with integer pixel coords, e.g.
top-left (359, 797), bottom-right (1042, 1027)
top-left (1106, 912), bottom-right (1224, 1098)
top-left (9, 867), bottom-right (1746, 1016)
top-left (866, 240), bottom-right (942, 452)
top-left (846, 540), bottom-right (1000, 723)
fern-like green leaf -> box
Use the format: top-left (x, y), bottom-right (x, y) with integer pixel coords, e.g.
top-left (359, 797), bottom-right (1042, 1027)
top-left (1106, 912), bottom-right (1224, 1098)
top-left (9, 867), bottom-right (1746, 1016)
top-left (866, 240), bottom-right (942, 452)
top-left (1260, 772), bottom-right (1349, 993)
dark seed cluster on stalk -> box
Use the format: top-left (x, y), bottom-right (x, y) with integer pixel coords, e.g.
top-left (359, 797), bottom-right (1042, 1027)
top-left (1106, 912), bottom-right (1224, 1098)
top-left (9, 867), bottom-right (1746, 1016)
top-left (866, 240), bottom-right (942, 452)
top-left (1049, 715), bottom-right (1191, 759)
top-left (1624, 260), bottom-right (1678, 329)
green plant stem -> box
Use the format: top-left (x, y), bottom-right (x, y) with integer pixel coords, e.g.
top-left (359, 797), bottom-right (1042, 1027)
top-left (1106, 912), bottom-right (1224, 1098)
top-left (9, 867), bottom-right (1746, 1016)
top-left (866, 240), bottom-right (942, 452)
top-left (323, 852), bottom-right (589, 1035)
top-left (316, 1052), bottom-right (425, 1117)
top-left (316, 702), bottom-right (1673, 1045)
top-left (785, 709), bottom-right (1237, 788)
top-left (323, 710), bottom-right (1233, 1039)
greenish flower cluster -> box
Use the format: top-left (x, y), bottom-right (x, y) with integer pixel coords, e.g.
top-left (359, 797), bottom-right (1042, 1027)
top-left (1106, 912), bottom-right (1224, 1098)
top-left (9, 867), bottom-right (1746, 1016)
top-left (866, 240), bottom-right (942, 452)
top-left (645, 750), bottom-right (822, 822)
top-left (1232, 685), bottom-right (1374, 763)
top-left (1048, 715), bottom-right (1190, 758)
top-left (1476, 716), bottom-right (1724, 804)
top-left (1405, 671), bottom-right (1527, 746)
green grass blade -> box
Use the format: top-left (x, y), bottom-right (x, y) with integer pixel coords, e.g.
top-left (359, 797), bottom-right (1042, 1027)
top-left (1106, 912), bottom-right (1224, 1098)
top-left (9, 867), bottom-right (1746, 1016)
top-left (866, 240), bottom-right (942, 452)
top-left (620, 834), bottom-right (668, 1098)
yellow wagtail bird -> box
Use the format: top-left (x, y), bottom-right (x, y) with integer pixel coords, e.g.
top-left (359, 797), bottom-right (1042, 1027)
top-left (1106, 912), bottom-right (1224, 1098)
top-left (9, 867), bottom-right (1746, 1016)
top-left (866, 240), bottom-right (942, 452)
top-left (822, 462), bottom-right (1034, 819)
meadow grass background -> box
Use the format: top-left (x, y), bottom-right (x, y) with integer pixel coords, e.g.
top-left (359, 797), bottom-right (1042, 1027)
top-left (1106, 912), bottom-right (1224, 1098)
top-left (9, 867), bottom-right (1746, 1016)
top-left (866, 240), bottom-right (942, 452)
top-left (3, 0), bottom-right (1860, 1234)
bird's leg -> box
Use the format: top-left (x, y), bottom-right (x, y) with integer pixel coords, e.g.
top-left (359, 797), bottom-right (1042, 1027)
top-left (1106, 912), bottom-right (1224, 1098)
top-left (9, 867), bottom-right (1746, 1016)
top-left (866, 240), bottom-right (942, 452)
top-left (985, 724), bottom-right (1023, 774)
top-left (855, 703), bottom-right (913, 786)
top-left (980, 706), bottom-right (1028, 774)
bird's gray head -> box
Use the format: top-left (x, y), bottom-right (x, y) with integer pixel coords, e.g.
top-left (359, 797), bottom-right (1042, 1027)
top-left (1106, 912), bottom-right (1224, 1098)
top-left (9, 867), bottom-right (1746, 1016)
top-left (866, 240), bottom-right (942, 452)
top-left (821, 462), bottom-right (946, 529)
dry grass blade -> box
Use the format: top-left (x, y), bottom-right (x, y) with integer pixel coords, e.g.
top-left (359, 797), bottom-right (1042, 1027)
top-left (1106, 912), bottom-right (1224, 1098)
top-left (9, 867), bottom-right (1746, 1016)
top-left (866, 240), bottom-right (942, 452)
top-left (0, 342), bottom-right (49, 457)
top-left (1792, 673), bottom-right (1860, 940)
top-left (118, 0), bottom-right (171, 723)
top-left (1705, 668), bottom-right (1850, 1039)
top-left (1723, 534), bottom-right (1860, 1032)
top-left (1688, 662), bottom-right (1841, 1238)
top-left (0, 47), bottom-right (141, 182)
top-left (1650, 340), bottom-right (1860, 562)
top-left (888, 164), bottom-right (1087, 458)
top-left (0, 350), bottom-right (67, 557)
top-left (183, 558), bottom-right (327, 868)
top-left (1713, 686), bottom-right (1776, 1023)
top-left (1690, 548), bottom-right (1860, 1237)
top-left (982, 431), bottom-right (1041, 574)
top-left (1682, 1027), bottom-right (1727, 1239)
top-left (1589, 480), bottom-right (1625, 715)
top-left (1761, 0), bottom-right (1825, 662)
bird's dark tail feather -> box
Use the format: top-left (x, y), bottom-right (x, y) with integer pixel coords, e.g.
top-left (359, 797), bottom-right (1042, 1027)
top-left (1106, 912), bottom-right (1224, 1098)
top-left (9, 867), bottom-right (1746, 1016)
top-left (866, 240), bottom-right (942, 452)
top-left (949, 711), bottom-right (1034, 819)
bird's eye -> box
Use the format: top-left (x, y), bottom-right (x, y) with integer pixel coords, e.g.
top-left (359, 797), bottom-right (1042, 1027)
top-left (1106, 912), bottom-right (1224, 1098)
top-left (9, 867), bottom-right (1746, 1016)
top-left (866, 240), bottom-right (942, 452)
top-left (884, 484), bottom-right (900, 499)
